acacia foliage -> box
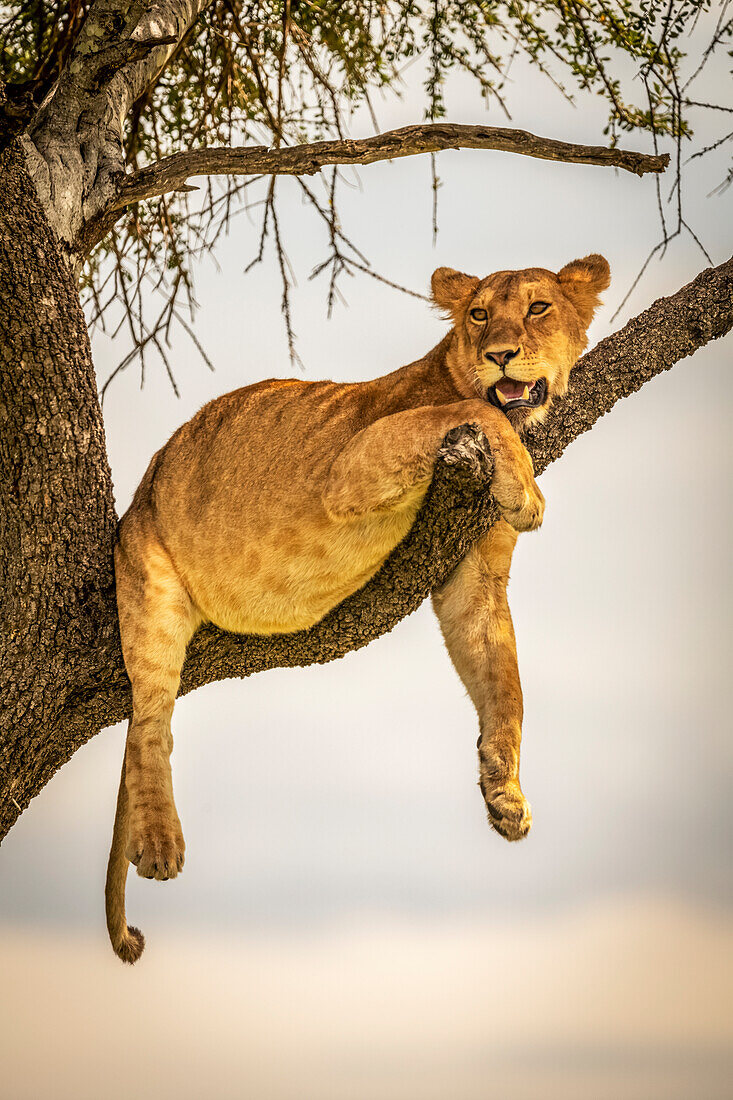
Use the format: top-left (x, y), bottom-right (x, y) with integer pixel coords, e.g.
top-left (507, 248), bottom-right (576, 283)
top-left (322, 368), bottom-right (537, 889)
top-left (2, 2), bottom-right (731, 381)
top-left (4, 3), bottom-right (726, 145)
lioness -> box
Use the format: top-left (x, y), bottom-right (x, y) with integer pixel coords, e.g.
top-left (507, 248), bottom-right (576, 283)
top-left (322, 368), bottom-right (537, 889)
top-left (106, 254), bottom-right (610, 962)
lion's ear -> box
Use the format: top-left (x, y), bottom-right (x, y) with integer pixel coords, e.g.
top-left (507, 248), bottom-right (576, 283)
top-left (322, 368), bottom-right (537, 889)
top-left (557, 254), bottom-right (611, 327)
top-left (431, 267), bottom-right (480, 319)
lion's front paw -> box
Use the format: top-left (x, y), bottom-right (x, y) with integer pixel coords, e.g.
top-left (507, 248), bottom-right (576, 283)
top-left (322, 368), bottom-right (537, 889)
top-left (126, 807), bottom-right (185, 881)
top-left (503, 481), bottom-right (545, 533)
top-left (489, 438), bottom-right (545, 533)
top-left (482, 780), bottom-right (532, 841)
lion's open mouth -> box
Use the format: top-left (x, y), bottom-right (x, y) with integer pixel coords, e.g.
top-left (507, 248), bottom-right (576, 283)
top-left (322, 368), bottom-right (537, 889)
top-left (486, 377), bottom-right (548, 412)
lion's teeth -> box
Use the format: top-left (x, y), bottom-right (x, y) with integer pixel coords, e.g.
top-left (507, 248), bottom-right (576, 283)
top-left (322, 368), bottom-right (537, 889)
top-left (495, 388), bottom-right (508, 405)
top-left (522, 385), bottom-right (530, 400)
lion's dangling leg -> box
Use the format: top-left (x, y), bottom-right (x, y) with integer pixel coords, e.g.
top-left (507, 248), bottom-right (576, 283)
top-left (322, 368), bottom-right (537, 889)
top-left (116, 529), bottom-right (200, 880)
top-left (106, 521), bottom-right (200, 962)
top-left (432, 519), bottom-right (532, 841)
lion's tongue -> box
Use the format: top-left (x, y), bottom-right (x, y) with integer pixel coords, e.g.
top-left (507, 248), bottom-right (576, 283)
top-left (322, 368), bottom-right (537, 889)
top-left (496, 379), bottom-right (530, 401)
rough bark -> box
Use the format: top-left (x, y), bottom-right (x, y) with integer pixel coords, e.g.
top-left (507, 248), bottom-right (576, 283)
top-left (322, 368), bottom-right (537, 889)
top-left (0, 176), bottom-right (730, 843)
top-left (79, 123), bottom-right (668, 255)
top-left (0, 141), bottom-right (118, 829)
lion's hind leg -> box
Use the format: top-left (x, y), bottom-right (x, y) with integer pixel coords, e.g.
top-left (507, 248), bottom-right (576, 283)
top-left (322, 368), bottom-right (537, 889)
top-left (107, 523), bottom-right (200, 960)
top-left (115, 525), bottom-right (200, 881)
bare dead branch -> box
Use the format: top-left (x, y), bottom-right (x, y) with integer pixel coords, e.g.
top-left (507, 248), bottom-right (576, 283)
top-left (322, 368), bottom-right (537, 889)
top-left (74, 121), bottom-right (667, 249)
top-left (118, 122), bottom-right (669, 205)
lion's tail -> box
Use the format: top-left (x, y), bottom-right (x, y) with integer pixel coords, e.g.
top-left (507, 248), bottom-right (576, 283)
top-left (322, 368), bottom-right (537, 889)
top-left (105, 747), bottom-right (145, 964)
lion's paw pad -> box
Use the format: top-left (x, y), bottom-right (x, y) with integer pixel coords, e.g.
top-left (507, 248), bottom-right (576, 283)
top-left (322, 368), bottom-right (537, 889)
top-left (126, 818), bottom-right (185, 881)
top-left (484, 787), bottom-right (532, 842)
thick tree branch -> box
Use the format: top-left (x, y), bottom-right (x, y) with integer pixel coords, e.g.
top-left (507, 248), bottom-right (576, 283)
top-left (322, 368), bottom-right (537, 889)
top-left (32, 0), bottom-right (211, 126)
top-left (1, 251), bottom-right (730, 843)
top-left (77, 122), bottom-right (669, 253)
top-left (38, 2), bottom-right (172, 101)
top-left (22, 0), bottom-right (212, 247)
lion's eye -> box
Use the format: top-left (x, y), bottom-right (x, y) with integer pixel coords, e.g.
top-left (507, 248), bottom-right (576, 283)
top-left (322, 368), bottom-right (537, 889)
top-left (528, 301), bottom-right (550, 316)
top-left (469, 308), bottom-right (487, 322)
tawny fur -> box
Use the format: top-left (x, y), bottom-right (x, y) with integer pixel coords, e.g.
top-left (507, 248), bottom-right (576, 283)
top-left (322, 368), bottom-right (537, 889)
top-left (106, 255), bottom-right (610, 962)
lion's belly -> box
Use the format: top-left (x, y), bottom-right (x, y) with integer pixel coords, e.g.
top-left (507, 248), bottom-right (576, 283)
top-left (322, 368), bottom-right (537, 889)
top-left (174, 499), bottom-right (422, 635)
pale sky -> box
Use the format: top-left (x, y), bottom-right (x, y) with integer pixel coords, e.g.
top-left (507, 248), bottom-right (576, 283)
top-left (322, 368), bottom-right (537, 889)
top-left (1, 28), bottom-right (732, 1100)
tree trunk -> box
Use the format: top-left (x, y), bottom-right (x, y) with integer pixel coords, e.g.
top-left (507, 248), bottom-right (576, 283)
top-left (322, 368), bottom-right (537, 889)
top-left (0, 141), bottom-right (118, 834)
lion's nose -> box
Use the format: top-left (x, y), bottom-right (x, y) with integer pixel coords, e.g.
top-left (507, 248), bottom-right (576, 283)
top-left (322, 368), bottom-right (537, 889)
top-left (485, 348), bottom-right (520, 367)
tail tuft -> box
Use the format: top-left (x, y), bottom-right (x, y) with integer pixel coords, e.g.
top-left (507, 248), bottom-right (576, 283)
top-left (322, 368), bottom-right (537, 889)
top-left (113, 925), bottom-right (146, 965)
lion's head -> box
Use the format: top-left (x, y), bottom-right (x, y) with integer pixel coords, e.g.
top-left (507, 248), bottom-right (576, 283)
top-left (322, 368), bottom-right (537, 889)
top-left (432, 255), bottom-right (610, 431)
